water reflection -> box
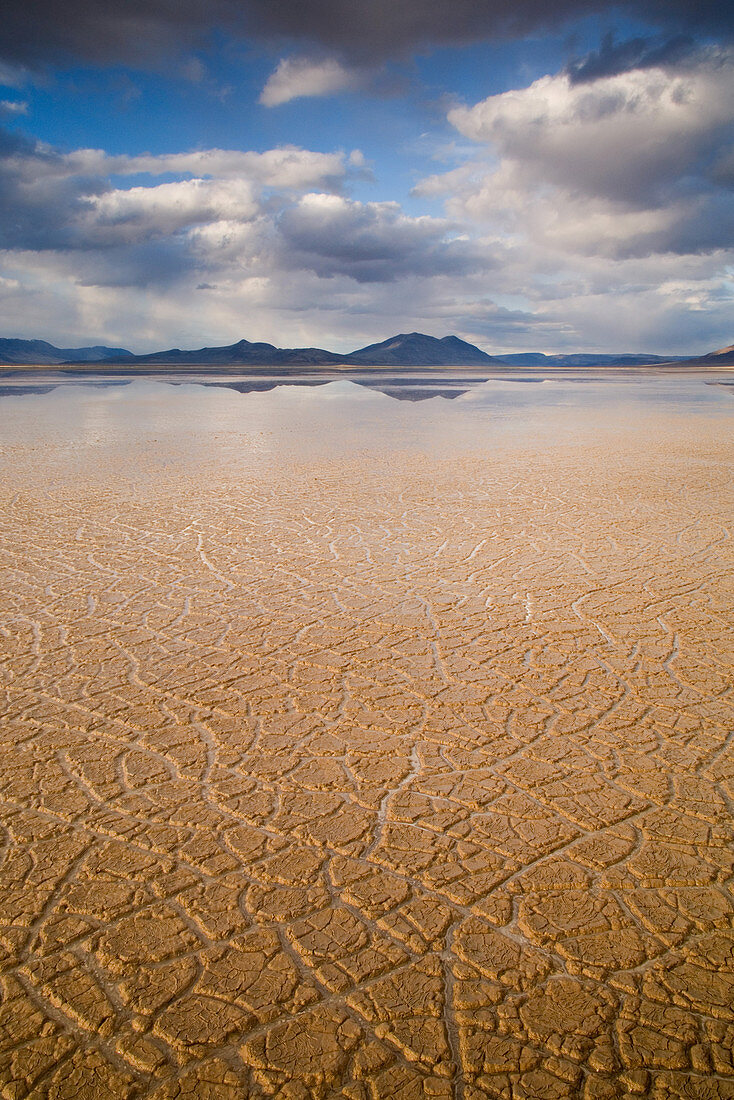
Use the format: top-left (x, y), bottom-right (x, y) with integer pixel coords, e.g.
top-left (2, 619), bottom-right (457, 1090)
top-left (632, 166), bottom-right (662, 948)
top-left (0, 373), bottom-right (731, 488)
top-left (4, 366), bottom-right (731, 406)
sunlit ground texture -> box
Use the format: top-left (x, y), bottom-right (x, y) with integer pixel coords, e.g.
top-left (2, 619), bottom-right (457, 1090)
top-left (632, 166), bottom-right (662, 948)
top-left (0, 376), bottom-right (733, 1099)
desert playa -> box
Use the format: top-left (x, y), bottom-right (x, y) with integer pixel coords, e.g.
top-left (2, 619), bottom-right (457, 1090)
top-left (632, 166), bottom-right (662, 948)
top-left (0, 376), bottom-right (733, 1099)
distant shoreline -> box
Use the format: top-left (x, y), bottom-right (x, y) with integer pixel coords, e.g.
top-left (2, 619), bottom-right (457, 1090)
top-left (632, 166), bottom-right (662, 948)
top-left (2, 362), bottom-right (733, 376)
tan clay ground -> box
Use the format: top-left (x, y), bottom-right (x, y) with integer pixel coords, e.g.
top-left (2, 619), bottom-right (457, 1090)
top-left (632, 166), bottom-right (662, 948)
top-left (0, 411), bottom-right (733, 1099)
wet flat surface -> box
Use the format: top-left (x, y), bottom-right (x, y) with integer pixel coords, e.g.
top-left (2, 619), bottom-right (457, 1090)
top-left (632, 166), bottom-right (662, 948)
top-left (0, 376), bottom-right (733, 1099)
top-left (0, 364), bottom-right (733, 404)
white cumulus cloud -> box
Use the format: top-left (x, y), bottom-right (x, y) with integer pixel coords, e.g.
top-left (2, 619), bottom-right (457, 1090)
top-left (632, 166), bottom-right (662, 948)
top-left (81, 178), bottom-right (262, 243)
top-left (51, 144), bottom-right (359, 192)
top-left (259, 56), bottom-right (360, 107)
top-left (448, 48), bottom-right (734, 204)
top-left (417, 48), bottom-right (734, 260)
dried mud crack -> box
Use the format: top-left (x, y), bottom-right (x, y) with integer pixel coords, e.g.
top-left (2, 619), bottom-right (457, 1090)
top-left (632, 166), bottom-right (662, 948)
top-left (0, 426), bottom-right (733, 1100)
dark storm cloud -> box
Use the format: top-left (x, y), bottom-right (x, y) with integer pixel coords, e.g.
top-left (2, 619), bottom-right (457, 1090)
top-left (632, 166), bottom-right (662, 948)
top-left (0, 127), bottom-right (107, 251)
top-left (277, 195), bottom-right (490, 282)
top-left (0, 124), bottom-right (35, 156)
top-left (566, 32), bottom-right (696, 83)
top-left (617, 202), bottom-right (734, 257)
top-left (1, 0), bottom-right (732, 69)
top-left (71, 238), bottom-right (198, 288)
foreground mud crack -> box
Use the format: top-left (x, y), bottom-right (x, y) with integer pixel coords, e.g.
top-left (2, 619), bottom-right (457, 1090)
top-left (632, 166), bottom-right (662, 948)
top-left (1, 426), bottom-right (733, 1099)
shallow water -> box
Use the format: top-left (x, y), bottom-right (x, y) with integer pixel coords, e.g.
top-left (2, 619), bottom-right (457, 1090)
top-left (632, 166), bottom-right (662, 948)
top-left (0, 371), bottom-right (731, 482)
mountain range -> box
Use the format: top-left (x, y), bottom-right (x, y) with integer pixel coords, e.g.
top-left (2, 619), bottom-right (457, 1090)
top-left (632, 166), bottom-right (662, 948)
top-left (0, 339), bottom-right (133, 366)
top-left (0, 333), bottom-right (731, 368)
top-left (69, 332), bottom-right (505, 368)
top-left (498, 352), bottom-right (687, 367)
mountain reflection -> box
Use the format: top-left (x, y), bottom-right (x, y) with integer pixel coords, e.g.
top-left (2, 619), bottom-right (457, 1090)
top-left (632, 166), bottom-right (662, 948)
top-left (0, 371), bottom-right (481, 401)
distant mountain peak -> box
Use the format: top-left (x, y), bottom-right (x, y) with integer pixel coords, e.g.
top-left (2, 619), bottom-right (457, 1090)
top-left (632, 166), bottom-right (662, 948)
top-left (347, 332), bottom-right (502, 366)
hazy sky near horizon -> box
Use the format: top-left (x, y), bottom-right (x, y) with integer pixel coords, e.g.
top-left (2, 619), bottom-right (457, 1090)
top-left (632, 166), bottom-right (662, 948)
top-left (0, 0), bottom-right (732, 354)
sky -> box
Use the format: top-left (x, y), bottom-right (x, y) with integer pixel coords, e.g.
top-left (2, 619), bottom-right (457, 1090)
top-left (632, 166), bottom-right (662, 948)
top-left (0, 0), bottom-right (732, 354)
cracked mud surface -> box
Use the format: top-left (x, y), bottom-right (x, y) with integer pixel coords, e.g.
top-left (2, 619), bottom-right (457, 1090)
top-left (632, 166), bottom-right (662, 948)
top-left (0, 388), bottom-right (733, 1099)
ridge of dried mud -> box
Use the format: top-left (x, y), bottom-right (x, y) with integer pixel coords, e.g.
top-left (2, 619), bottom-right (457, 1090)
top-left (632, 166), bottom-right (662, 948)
top-left (1, 418), bottom-right (733, 1100)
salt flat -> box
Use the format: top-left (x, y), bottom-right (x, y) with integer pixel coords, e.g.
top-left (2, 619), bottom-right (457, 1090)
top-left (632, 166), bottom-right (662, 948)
top-left (0, 376), bottom-right (732, 1099)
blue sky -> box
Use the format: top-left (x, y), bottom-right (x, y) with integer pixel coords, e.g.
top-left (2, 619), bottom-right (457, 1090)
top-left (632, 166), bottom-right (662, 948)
top-left (0, 1), bottom-right (732, 353)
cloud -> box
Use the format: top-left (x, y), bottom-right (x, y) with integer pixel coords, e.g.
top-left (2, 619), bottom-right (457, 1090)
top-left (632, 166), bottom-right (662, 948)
top-left (247, 0), bottom-right (734, 60)
top-left (81, 178), bottom-right (262, 243)
top-left (567, 31), bottom-right (699, 84)
top-left (181, 56), bottom-right (206, 83)
top-left (0, 0), bottom-right (731, 70)
top-left (0, 129), bottom-right (362, 261)
top-left (277, 192), bottom-right (490, 282)
top-left (0, 125), bottom-right (490, 292)
top-left (0, 98), bottom-right (27, 116)
top-left (408, 47), bottom-right (734, 351)
top-left (448, 48), bottom-right (734, 207)
top-left (16, 144), bottom-right (357, 192)
top-left (0, 136), bottom-right (362, 256)
top-left (110, 146), bottom-right (360, 191)
top-left (260, 57), bottom-right (361, 107)
top-left (566, 32), bottom-right (696, 83)
top-left (0, 61), bottom-right (27, 87)
top-left (421, 48), bottom-right (734, 262)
